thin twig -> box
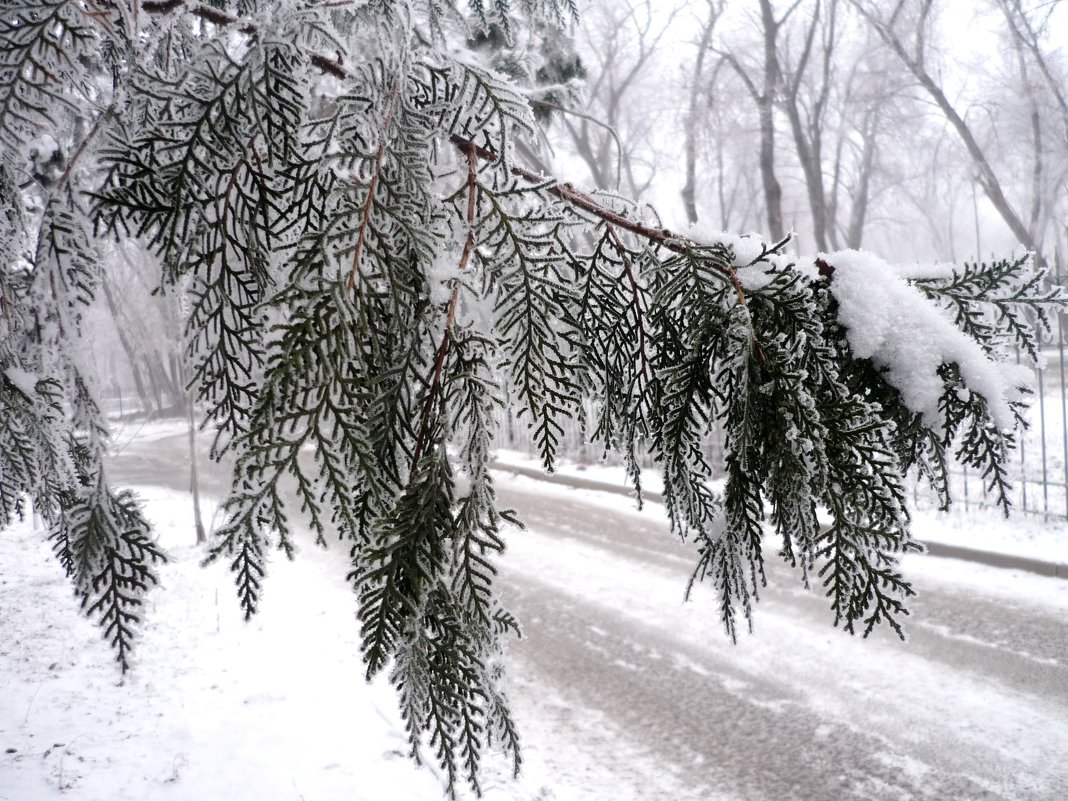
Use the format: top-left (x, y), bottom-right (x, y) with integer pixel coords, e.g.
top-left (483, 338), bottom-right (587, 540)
top-left (409, 146), bottom-right (479, 472)
top-left (528, 98), bottom-right (624, 190)
top-left (55, 108), bottom-right (109, 192)
top-left (347, 82), bottom-right (401, 294)
top-left (23, 682), bottom-right (43, 724)
top-left (606, 225), bottom-right (652, 383)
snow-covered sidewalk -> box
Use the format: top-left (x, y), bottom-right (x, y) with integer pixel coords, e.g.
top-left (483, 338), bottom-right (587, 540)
top-left (491, 449), bottom-right (1068, 567)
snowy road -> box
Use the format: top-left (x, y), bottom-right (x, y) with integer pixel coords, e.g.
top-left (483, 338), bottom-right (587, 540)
top-left (104, 431), bottom-right (1068, 801)
top-left (495, 476), bottom-right (1068, 801)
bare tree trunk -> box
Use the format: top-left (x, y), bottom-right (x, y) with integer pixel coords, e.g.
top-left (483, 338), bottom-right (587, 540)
top-left (781, 0), bottom-right (832, 250)
top-left (187, 389), bottom-right (206, 544)
top-left (100, 276), bottom-right (154, 415)
top-left (716, 137), bottom-right (731, 231)
top-left (756, 1), bottom-right (790, 241)
top-left (142, 355), bottom-right (166, 415)
top-left (784, 101), bottom-right (827, 249)
top-left (845, 110), bottom-right (878, 249)
top-left (681, 2), bottom-right (723, 225)
top-left (724, 0), bottom-right (797, 241)
top-left (854, 1), bottom-right (1043, 264)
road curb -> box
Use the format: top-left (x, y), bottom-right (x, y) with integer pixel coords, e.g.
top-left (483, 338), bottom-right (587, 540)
top-left (490, 460), bottom-right (1068, 580)
top-left (489, 460), bottom-right (664, 504)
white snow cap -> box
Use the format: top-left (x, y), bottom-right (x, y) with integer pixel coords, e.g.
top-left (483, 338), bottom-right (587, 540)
top-left (822, 249), bottom-right (1031, 431)
top-left (681, 224), bottom-right (771, 268)
top-left (3, 367), bottom-right (38, 397)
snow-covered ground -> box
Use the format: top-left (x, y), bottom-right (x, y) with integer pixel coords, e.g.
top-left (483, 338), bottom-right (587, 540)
top-left (0, 485), bottom-right (561, 801)
top-left (2, 424), bottom-right (1067, 800)
top-left (493, 448), bottom-right (1068, 564)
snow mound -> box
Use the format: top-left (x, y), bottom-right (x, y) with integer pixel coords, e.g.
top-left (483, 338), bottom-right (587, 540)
top-left (822, 249), bottom-right (1031, 430)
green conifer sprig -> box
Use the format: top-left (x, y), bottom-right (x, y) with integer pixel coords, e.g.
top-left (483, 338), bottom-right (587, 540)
top-left (95, 31), bottom-right (311, 455)
top-left (912, 256), bottom-right (1065, 363)
top-left (0, 1), bottom-right (96, 150)
top-left (646, 244), bottom-right (737, 542)
top-left (572, 227), bottom-right (654, 495)
top-left (0, 371), bottom-right (65, 526)
top-left (937, 371), bottom-right (1018, 513)
top-left (69, 480), bottom-right (165, 672)
top-left (474, 174), bottom-right (581, 468)
top-left (359, 444), bottom-right (456, 676)
top-left (3, 1), bottom-right (1066, 795)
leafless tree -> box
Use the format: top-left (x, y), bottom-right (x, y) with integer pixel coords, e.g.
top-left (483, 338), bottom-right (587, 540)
top-left (718, 0), bottom-right (812, 241)
top-left (993, 0), bottom-right (1068, 270)
top-left (557, 0), bottom-right (681, 199)
top-left (681, 0), bottom-right (726, 224)
top-left (851, 0), bottom-right (1057, 265)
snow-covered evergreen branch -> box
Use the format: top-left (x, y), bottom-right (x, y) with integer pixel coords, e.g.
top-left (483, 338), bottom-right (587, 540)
top-left (2, 0), bottom-right (1065, 795)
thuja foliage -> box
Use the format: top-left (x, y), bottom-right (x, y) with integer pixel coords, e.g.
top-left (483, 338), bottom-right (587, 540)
top-left (0, 0), bottom-right (1063, 794)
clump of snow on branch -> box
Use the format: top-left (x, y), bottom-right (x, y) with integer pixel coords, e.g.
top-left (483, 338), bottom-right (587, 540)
top-left (682, 224), bottom-right (772, 268)
top-left (823, 249), bottom-right (1031, 430)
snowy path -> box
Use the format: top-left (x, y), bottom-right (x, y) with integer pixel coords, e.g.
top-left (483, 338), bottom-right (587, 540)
top-left (494, 477), bottom-right (1068, 801)
top-left (4, 429), bottom-right (1063, 800)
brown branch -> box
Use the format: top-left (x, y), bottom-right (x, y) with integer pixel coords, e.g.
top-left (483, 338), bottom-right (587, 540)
top-left (449, 136), bottom-right (684, 251)
top-left (409, 146), bottom-right (480, 473)
top-left (447, 133), bottom-right (754, 296)
top-left (606, 225), bottom-right (652, 384)
top-left (143, 1), bottom-right (255, 34)
top-left (345, 155), bottom-right (383, 293)
top-left (347, 82), bottom-right (400, 294)
top-left (409, 324), bottom-right (452, 474)
top-left (310, 53), bottom-right (346, 80)
top-left (453, 142), bottom-right (480, 297)
top-left (142, 0), bottom-right (184, 12)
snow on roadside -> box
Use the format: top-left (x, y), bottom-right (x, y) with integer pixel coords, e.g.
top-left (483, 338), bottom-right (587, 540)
top-left (492, 450), bottom-right (1068, 565)
top-left (0, 487), bottom-right (550, 801)
top-left (493, 449), bottom-right (671, 497)
top-left (107, 419), bottom-right (192, 451)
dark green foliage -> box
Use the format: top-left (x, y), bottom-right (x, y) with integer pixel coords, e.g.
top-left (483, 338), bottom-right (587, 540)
top-left (94, 30), bottom-right (312, 455)
top-left (68, 481), bottom-right (165, 672)
top-left (913, 256), bottom-right (1062, 363)
top-left (1, 1), bottom-right (1064, 796)
top-left (0, 158), bottom-right (163, 673)
top-left (0, 1), bottom-right (96, 149)
top-left (571, 227), bottom-right (652, 493)
top-left (0, 370), bottom-right (64, 527)
top-left (473, 174), bottom-right (581, 467)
